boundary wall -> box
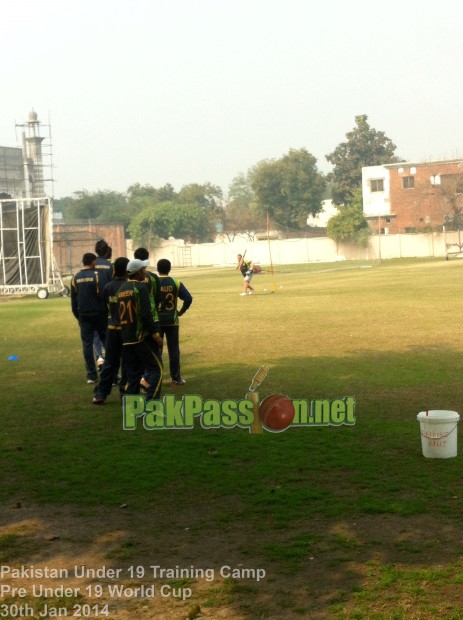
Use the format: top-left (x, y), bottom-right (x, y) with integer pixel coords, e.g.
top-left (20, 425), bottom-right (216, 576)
top-left (127, 231), bottom-right (461, 268)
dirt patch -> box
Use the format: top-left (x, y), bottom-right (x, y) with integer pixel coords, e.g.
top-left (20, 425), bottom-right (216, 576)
top-left (0, 500), bottom-right (462, 619)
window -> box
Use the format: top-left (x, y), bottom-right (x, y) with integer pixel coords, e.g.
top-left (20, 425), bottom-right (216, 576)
top-left (370, 179), bottom-right (384, 192)
top-left (402, 176), bottom-right (414, 189)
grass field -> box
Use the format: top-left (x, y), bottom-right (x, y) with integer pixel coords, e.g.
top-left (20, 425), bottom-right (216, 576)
top-left (2, 257), bottom-right (463, 619)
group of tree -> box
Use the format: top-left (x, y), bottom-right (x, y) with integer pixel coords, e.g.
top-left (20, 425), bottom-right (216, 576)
top-left (225, 149), bottom-right (326, 240)
top-left (56, 182), bottom-right (224, 244)
top-left (54, 114), bottom-right (403, 246)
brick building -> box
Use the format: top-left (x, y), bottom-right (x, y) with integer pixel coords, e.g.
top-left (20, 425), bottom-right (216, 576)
top-left (53, 223), bottom-right (126, 276)
top-left (362, 159), bottom-right (463, 234)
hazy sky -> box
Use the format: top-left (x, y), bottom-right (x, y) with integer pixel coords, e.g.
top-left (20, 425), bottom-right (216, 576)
top-left (2, 0), bottom-right (462, 198)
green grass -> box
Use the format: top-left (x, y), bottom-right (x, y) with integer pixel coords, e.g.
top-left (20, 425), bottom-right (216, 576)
top-left (3, 257), bottom-right (463, 617)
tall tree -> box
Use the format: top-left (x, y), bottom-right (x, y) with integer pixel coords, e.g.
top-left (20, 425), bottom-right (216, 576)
top-left (250, 148), bottom-right (326, 229)
top-left (326, 115), bottom-right (401, 206)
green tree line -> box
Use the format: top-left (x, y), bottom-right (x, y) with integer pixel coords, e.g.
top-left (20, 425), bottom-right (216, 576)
top-left (54, 115), bottom-right (402, 246)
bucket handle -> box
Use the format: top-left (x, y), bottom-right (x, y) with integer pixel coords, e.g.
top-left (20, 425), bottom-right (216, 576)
top-left (421, 424), bottom-right (458, 439)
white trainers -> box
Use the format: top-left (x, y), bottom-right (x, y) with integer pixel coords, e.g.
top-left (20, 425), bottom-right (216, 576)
top-left (97, 357), bottom-right (104, 369)
top-left (172, 378), bottom-right (186, 386)
top-left (248, 290), bottom-right (253, 295)
top-left (239, 292), bottom-right (246, 296)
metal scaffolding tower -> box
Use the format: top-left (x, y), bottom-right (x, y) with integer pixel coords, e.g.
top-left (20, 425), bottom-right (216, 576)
top-left (0, 196), bottom-right (68, 298)
top-left (0, 111), bottom-right (65, 297)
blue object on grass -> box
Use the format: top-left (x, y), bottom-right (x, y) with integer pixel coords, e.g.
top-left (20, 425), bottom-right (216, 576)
top-left (7, 355), bottom-right (19, 361)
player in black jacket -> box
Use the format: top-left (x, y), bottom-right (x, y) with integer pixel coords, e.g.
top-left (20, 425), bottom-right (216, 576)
top-left (93, 239), bottom-right (114, 367)
top-left (117, 259), bottom-right (163, 400)
top-left (71, 253), bottom-right (107, 383)
top-left (92, 257), bottom-right (129, 405)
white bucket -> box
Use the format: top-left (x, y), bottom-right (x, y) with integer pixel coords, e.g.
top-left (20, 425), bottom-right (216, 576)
top-left (417, 410), bottom-right (460, 458)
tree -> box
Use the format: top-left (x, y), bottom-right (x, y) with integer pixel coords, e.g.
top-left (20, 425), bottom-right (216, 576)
top-left (326, 115), bottom-right (401, 206)
top-left (228, 173), bottom-right (255, 208)
top-left (439, 174), bottom-right (463, 229)
top-left (250, 148), bottom-right (326, 229)
top-left (173, 202), bottom-right (215, 242)
top-left (177, 182), bottom-right (224, 235)
top-left (326, 187), bottom-right (370, 246)
top-left (63, 190), bottom-right (130, 228)
top-left (223, 173), bottom-right (265, 240)
top-left (127, 183), bottom-right (176, 206)
top-left (65, 190), bottom-right (103, 221)
top-left (178, 183), bottom-right (223, 210)
top-left (53, 196), bottom-right (73, 219)
top-left (128, 201), bottom-right (214, 246)
top-left (223, 202), bottom-right (265, 241)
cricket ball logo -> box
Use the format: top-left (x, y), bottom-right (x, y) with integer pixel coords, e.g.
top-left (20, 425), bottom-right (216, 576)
top-left (247, 365), bottom-right (295, 434)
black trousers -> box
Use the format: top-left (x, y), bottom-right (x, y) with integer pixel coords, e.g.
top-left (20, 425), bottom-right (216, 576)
top-left (159, 325), bottom-right (181, 382)
top-left (78, 313), bottom-right (107, 381)
top-left (94, 329), bottom-right (126, 399)
top-left (123, 338), bottom-right (163, 400)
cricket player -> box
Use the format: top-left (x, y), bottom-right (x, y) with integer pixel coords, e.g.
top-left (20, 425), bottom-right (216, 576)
top-left (117, 258), bottom-right (163, 400)
top-left (236, 253), bottom-right (254, 296)
top-left (156, 258), bottom-right (193, 386)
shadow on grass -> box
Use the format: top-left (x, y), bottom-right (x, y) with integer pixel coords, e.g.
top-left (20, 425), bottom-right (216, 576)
top-left (2, 348), bottom-right (463, 617)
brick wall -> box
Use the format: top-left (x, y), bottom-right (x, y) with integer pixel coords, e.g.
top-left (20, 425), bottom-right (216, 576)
top-left (53, 223), bottom-right (126, 275)
top-left (387, 160), bottom-right (463, 233)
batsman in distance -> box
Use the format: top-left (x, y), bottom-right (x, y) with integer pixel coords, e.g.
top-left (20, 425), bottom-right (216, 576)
top-left (236, 253), bottom-right (254, 296)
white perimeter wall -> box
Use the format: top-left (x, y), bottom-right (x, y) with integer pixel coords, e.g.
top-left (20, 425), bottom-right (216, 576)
top-left (126, 231), bottom-right (462, 268)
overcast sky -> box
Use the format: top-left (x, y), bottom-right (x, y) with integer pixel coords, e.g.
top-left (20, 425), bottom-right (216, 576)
top-left (2, 0), bottom-right (462, 199)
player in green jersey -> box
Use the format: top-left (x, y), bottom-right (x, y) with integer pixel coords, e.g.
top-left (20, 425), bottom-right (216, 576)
top-left (117, 259), bottom-right (163, 400)
top-left (134, 247), bottom-right (161, 392)
top-left (156, 258), bottom-right (193, 386)
top-left (134, 247), bottom-right (160, 320)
